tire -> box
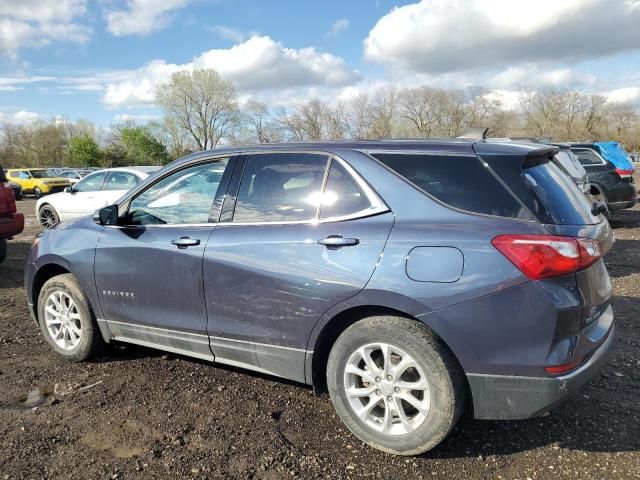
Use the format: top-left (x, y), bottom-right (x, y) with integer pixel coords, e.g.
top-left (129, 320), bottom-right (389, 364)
top-left (33, 187), bottom-right (43, 199)
top-left (38, 204), bottom-right (60, 230)
top-left (37, 273), bottom-right (105, 362)
top-left (0, 238), bottom-right (6, 264)
top-left (327, 316), bottom-right (464, 455)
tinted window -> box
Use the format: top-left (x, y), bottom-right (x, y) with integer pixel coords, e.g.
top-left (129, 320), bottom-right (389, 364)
top-left (103, 172), bottom-right (138, 191)
top-left (523, 161), bottom-right (599, 225)
top-left (129, 159), bottom-right (230, 225)
top-left (29, 170), bottom-right (49, 178)
top-left (233, 153), bottom-right (329, 223)
top-left (319, 160), bottom-right (375, 219)
top-left (573, 148), bottom-right (604, 166)
top-left (74, 172), bottom-right (107, 192)
top-left (372, 153), bottom-right (531, 219)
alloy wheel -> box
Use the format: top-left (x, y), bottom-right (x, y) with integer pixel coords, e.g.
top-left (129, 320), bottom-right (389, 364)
top-left (44, 291), bottom-right (82, 350)
top-left (343, 342), bottom-right (431, 436)
top-left (39, 207), bottom-right (59, 230)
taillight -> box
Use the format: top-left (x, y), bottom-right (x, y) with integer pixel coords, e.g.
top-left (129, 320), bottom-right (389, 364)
top-left (1, 182), bottom-right (16, 214)
top-left (543, 356), bottom-right (584, 375)
top-left (614, 168), bottom-right (634, 178)
top-left (492, 234), bottom-right (602, 280)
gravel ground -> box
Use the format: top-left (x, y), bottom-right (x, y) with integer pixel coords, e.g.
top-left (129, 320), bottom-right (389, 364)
top-left (0, 195), bottom-right (639, 480)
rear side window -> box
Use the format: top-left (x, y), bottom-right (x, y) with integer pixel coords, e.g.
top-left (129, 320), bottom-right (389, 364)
top-left (573, 148), bottom-right (605, 166)
top-left (103, 172), bottom-right (139, 191)
top-left (319, 160), bottom-right (376, 219)
top-left (233, 153), bottom-right (329, 223)
top-left (371, 153), bottom-right (532, 220)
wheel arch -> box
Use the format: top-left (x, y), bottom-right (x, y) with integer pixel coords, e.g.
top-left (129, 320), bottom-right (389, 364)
top-left (31, 262), bottom-right (71, 321)
top-left (307, 299), bottom-right (471, 413)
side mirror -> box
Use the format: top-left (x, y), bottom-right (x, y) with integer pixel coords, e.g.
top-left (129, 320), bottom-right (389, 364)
top-left (93, 204), bottom-right (119, 226)
top-left (64, 186), bottom-right (74, 193)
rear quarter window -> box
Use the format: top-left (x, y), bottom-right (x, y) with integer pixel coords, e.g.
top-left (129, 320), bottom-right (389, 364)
top-left (371, 153), bottom-right (534, 220)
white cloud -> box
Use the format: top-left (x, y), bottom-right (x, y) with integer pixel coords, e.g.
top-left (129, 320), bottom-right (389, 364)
top-left (0, 109), bottom-right (41, 124)
top-left (0, 0), bottom-right (90, 58)
top-left (364, 0), bottom-right (640, 74)
top-left (210, 25), bottom-right (247, 43)
top-left (328, 18), bottom-right (349, 36)
top-left (105, 0), bottom-right (190, 36)
top-left (114, 113), bottom-right (160, 123)
top-left (605, 87), bottom-right (640, 104)
top-left (100, 35), bottom-right (360, 108)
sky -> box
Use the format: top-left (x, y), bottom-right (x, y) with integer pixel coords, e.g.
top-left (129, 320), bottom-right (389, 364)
top-left (1, 0), bottom-right (640, 126)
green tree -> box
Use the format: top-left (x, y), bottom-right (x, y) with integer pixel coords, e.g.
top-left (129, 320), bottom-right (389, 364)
top-left (156, 69), bottom-right (238, 150)
top-left (67, 134), bottom-right (102, 167)
top-left (118, 126), bottom-right (169, 165)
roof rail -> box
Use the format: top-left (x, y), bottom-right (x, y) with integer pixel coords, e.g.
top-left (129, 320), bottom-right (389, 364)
top-left (456, 127), bottom-right (488, 140)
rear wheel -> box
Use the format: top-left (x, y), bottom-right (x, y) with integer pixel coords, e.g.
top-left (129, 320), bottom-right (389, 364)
top-left (38, 273), bottom-right (105, 361)
top-left (327, 316), bottom-right (464, 455)
top-left (38, 204), bottom-right (60, 230)
top-left (33, 187), bottom-right (43, 199)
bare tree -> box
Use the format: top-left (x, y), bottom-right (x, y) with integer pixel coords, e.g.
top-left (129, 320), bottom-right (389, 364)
top-left (155, 69), bottom-right (238, 150)
top-left (399, 86), bottom-right (443, 137)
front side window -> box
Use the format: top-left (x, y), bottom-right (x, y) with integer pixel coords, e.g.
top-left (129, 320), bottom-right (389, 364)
top-left (573, 148), bottom-right (605, 166)
top-left (128, 159), bottom-right (230, 225)
top-left (74, 172), bottom-right (107, 192)
top-left (103, 172), bottom-right (139, 191)
top-left (233, 153), bottom-right (329, 223)
top-left (319, 160), bottom-right (377, 219)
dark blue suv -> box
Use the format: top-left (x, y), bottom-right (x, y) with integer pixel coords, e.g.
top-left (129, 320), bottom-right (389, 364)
top-left (25, 140), bottom-right (615, 455)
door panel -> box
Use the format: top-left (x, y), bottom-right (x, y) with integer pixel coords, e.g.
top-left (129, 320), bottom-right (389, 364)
top-left (204, 213), bottom-right (394, 381)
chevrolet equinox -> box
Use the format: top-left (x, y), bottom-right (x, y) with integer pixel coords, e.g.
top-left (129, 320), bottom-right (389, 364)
top-left (25, 140), bottom-right (615, 455)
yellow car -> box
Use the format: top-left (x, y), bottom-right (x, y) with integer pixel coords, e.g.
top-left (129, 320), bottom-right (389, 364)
top-left (6, 169), bottom-right (71, 198)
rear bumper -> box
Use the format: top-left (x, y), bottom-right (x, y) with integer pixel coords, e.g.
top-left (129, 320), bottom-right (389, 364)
top-left (468, 313), bottom-right (615, 420)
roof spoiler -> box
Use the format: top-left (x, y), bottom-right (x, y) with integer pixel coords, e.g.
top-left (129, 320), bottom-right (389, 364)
top-left (457, 127), bottom-right (488, 140)
top-left (523, 146), bottom-right (560, 168)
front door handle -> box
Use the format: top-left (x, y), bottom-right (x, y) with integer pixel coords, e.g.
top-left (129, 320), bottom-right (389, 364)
top-left (317, 235), bottom-right (360, 249)
top-left (171, 236), bottom-right (201, 249)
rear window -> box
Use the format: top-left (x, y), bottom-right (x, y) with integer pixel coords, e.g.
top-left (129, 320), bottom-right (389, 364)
top-left (554, 150), bottom-right (586, 179)
top-left (371, 153), bottom-right (534, 220)
top-left (484, 154), bottom-right (600, 226)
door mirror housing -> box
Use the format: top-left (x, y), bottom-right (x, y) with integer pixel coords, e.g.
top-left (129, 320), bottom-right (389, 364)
top-left (94, 204), bottom-right (119, 226)
top-left (64, 186), bottom-right (74, 193)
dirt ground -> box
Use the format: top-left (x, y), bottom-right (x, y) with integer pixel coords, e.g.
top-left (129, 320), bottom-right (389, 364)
top-left (0, 194), bottom-right (638, 480)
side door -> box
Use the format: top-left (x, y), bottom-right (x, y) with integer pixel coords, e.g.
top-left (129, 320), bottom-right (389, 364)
top-left (94, 156), bottom-right (236, 360)
top-left (203, 152), bottom-right (394, 382)
top-left (19, 171), bottom-right (34, 192)
top-left (58, 171), bottom-right (108, 220)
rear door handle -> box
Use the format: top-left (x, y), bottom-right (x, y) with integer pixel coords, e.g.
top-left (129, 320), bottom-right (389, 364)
top-left (171, 236), bottom-right (201, 249)
top-left (317, 235), bottom-right (359, 249)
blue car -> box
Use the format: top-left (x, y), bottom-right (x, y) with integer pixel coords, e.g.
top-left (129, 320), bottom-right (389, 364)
top-left (25, 140), bottom-right (615, 455)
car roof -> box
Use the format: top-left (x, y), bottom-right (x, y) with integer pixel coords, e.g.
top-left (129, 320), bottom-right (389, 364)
top-left (168, 139), bottom-right (549, 168)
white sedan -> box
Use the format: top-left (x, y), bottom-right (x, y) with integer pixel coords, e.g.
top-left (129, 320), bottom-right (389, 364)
top-left (36, 166), bottom-right (161, 229)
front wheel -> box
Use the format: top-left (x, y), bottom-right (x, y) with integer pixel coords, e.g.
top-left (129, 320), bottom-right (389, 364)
top-left (38, 204), bottom-right (60, 230)
top-left (33, 187), bottom-right (43, 199)
top-left (38, 273), bottom-right (105, 361)
top-left (327, 316), bottom-right (465, 455)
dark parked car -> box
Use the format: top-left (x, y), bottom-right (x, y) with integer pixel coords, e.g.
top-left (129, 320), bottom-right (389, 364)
top-left (7, 181), bottom-right (22, 200)
top-left (25, 140), bottom-right (615, 455)
top-left (0, 166), bottom-right (25, 263)
top-left (570, 141), bottom-right (636, 211)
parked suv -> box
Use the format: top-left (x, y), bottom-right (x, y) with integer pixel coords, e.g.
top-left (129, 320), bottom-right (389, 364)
top-left (570, 141), bottom-right (636, 211)
top-left (0, 166), bottom-right (25, 263)
top-left (25, 141), bottom-right (615, 455)
top-left (6, 168), bottom-right (70, 199)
